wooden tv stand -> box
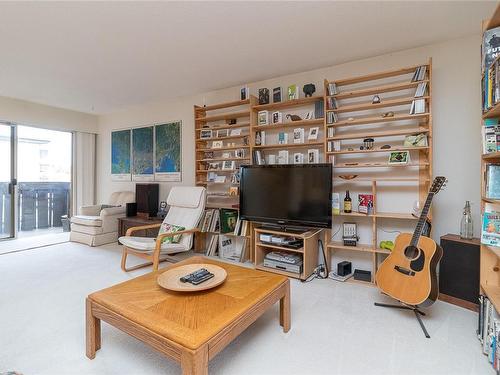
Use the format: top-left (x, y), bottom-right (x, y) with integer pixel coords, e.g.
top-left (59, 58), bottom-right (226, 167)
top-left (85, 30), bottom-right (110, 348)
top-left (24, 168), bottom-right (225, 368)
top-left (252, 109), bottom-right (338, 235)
top-left (253, 226), bottom-right (322, 280)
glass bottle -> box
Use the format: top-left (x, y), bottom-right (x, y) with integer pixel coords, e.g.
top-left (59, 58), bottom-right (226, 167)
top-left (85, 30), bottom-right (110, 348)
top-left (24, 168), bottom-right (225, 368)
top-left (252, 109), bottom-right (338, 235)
top-left (344, 190), bottom-right (352, 213)
top-left (460, 201), bottom-right (473, 239)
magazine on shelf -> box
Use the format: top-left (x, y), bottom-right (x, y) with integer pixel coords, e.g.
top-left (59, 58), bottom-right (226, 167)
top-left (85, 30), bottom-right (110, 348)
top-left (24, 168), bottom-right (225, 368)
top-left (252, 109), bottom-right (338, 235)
top-left (481, 211), bottom-right (500, 247)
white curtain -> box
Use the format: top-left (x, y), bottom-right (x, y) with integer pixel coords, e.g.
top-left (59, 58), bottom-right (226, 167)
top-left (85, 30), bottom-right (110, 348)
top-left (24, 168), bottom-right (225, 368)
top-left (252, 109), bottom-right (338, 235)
top-left (72, 132), bottom-right (96, 215)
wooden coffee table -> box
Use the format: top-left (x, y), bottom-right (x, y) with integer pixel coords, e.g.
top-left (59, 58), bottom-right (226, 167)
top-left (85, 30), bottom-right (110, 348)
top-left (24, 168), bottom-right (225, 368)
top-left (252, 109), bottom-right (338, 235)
top-left (86, 256), bottom-right (290, 375)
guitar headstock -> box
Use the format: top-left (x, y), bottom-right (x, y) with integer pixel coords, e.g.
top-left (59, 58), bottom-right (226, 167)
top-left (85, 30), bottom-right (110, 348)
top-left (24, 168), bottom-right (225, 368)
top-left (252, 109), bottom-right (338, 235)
top-left (430, 176), bottom-right (447, 194)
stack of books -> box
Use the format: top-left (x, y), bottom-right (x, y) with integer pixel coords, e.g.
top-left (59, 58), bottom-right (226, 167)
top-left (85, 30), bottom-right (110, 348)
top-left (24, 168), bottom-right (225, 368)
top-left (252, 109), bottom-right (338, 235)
top-left (478, 295), bottom-right (500, 371)
top-left (411, 65), bottom-right (427, 82)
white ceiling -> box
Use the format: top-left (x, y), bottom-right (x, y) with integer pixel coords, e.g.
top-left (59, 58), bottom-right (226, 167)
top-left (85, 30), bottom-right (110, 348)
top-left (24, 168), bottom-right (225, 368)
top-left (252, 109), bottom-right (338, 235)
top-left (0, 1), bottom-right (495, 114)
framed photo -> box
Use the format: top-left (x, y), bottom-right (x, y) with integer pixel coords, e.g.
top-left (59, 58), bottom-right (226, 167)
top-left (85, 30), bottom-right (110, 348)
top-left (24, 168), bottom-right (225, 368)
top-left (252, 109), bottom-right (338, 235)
top-left (293, 153), bottom-right (304, 164)
top-left (308, 127), bottom-right (319, 140)
top-left (273, 87), bottom-right (282, 103)
top-left (287, 84), bottom-right (299, 100)
top-left (258, 110), bottom-right (269, 126)
top-left (222, 152), bottom-right (231, 159)
top-left (230, 128), bottom-right (242, 136)
top-left (212, 140), bottom-right (223, 149)
top-left (217, 129), bottom-right (228, 138)
top-left (222, 160), bottom-right (235, 170)
top-left (278, 132), bottom-right (288, 144)
top-left (235, 149), bottom-right (245, 158)
top-left (293, 128), bottom-right (305, 144)
top-left (208, 162), bottom-right (220, 170)
top-left (229, 186), bottom-right (239, 196)
top-left (240, 86), bottom-right (249, 101)
top-left (200, 129), bottom-right (212, 139)
top-left (258, 88), bottom-right (270, 105)
top-left (388, 151), bottom-right (410, 165)
top-left (308, 149), bottom-right (319, 164)
top-left (272, 111), bottom-right (283, 124)
top-left (268, 154), bottom-right (276, 164)
top-left (207, 172), bottom-right (217, 182)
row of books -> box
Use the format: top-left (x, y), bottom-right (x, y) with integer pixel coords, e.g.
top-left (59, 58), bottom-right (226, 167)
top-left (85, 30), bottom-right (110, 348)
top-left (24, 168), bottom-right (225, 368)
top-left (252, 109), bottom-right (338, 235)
top-left (199, 208), bottom-right (239, 234)
top-left (483, 124), bottom-right (500, 154)
top-left (204, 234), bottom-right (248, 262)
top-left (478, 295), bottom-right (500, 372)
top-left (327, 82), bottom-right (338, 96)
top-left (414, 81), bottom-right (427, 98)
top-left (482, 58), bottom-right (500, 112)
top-left (411, 65), bottom-right (427, 82)
top-left (326, 97), bottom-right (338, 110)
top-left (326, 111), bottom-right (339, 124)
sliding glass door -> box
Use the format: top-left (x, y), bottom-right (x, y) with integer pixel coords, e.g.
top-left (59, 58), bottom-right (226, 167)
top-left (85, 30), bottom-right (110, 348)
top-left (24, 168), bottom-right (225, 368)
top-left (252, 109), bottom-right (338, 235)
top-left (0, 123), bottom-right (72, 240)
top-left (0, 123), bottom-right (15, 239)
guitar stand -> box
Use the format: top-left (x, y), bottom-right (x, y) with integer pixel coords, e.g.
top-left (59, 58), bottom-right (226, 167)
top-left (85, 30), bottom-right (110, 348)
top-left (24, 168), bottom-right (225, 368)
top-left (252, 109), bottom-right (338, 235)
top-left (374, 302), bottom-right (430, 338)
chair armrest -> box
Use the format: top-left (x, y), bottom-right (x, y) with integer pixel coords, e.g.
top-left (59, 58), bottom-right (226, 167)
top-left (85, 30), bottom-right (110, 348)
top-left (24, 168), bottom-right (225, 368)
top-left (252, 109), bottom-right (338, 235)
top-left (79, 205), bottom-right (101, 216)
top-left (100, 206), bottom-right (126, 217)
top-left (155, 228), bottom-right (200, 251)
top-left (125, 223), bottom-right (162, 236)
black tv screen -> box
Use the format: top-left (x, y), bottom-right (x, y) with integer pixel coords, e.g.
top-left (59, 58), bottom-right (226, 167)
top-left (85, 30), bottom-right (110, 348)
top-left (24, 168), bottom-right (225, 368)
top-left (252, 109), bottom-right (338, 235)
top-left (239, 164), bottom-right (332, 228)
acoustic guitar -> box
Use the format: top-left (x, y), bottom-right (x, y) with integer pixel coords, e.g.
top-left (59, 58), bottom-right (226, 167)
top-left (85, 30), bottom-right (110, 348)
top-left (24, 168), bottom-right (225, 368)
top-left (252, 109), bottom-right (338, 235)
top-left (375, 176), bottom-right (447, 308)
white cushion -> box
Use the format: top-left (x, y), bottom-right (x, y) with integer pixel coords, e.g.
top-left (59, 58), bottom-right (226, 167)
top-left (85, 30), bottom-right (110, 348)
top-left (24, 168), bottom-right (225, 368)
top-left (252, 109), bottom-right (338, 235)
top-left (71, 215), bottom-right (102, 227)
top-left (119, 236), bottom-right (188, 254)
top-left (167, 186), bottom-right (205, 208)
top-left (109, 191), bottom-right (135, 206)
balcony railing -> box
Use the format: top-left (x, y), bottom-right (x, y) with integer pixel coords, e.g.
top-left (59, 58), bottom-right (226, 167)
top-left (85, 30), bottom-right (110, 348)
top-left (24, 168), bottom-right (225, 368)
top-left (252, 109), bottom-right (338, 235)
top-left (0, 182), bottom-right (70, 235)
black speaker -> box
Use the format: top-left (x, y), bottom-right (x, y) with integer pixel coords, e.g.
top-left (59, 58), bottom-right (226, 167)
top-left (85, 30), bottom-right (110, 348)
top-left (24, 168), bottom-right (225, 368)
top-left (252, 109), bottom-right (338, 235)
top-left (135, 184), bottom-right (159, 218)
top-left (126, 203), bottom-right (137, 217)
top-left (439, 234), bottom-right (480, 308)
top-left (337, 261), bottom-right (352, 276)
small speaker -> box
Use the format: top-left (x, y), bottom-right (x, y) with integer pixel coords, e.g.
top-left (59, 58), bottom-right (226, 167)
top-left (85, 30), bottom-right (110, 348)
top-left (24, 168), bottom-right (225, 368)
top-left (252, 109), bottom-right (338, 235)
top-left (337, 261), bottom-right (352, 276)
top-left (353, 269), bottom-right (372, 282)
top-left (126, 203), bottom-right (137, 217)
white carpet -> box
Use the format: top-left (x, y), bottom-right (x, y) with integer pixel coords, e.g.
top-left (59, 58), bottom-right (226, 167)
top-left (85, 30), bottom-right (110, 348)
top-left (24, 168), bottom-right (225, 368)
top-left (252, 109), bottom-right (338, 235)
top-left (0, 241), bottom-right (491, 375)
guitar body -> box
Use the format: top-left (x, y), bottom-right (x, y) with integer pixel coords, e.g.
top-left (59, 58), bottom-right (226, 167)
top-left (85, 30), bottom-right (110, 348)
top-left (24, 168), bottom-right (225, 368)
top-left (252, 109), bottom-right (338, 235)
top-left (375, 233), bottom-right (443, 308)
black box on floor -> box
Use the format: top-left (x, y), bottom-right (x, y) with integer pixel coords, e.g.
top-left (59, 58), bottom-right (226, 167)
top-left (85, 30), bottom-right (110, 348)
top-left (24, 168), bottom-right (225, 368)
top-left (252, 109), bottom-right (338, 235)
top-left (337, 261), bottom-right (352, 276)
top-left (353, 269), bottom-right (371, 282)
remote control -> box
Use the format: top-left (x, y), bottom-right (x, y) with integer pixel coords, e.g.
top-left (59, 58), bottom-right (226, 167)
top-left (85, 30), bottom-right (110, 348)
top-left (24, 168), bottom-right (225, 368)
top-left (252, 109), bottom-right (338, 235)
top-left (180, 268), bottom-right (210, 283)
top-left (191, 273), bottom-right (215, 285)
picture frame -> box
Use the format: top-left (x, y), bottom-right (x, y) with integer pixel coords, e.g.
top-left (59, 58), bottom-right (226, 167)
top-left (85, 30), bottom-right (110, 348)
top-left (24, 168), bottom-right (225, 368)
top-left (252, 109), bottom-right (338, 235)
top-left (222, 160), bottom-right (235, 170)
top-left (217, 129), bottom-right (228, 138)
top-left (304, 110), bottom-right (315, 120)
top-left (235, 149), bottom-right (245, 158)
top-left (200, 129), bottom-right (212, 139)
top-left (258, 88), bottom-right (270, 105)
top-left (287, 84), bottom-right (299, 100)
top-left (293, 128), bottom-right (305, 144)
top-left (258, 110), bottom-right (269, 126)
top-left (388, 151), bottom-right (410, 165)
top-left (229, 186), bottom-right (239, 196)
top-left (212, 140), bottom-right (224, 149)
top-left (278, 132), bottom-right (288, 144)
top-left (308, 127), bottom-right (319, 140)
top-left (293, 153), bottom-right (304, 164)
top-left (272, 111), bottom-right (283, 124)
top-left (240, 86), bottom-right (249, 101)
top-left (273, 87), bottom-right (282, 103)
top-left (308, 149), bottom-right (319, 164)
top-left (230, 128), bottom-right (242, 136)
top-left (208, 162), bottom-right (221, 170)
top-left (268, 154), bottom-right (276, 164)
top-left (222, 152), bottom-right (231, 159)
top-left (215, 175), bottom-right (226, 183)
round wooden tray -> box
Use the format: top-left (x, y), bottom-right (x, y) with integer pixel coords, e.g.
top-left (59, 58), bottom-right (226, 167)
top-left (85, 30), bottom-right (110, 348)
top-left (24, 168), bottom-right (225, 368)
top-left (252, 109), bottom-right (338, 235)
top-left (157, 263), bottom-right (227, 292)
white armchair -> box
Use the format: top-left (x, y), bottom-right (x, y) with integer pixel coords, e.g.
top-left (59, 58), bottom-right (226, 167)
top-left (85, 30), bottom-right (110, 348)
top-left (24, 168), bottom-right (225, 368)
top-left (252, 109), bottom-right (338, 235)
top-left (70, 191), bottom-right (135, 247)
top-left (119, 186), bottom-right (206, 272)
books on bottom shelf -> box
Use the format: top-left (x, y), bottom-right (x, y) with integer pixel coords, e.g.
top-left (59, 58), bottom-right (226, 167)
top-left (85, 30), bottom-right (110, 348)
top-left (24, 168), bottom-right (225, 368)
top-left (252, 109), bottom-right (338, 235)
top-left (233, 217), bottom-right (250, 237)
top-left (478, 295), bottom-right (500, 371)
top-left (218, 234), bottom-right (247, 262)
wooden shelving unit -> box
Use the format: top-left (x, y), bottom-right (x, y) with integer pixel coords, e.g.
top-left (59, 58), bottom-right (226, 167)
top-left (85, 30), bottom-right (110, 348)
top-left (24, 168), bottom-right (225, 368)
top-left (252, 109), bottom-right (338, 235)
top-left (194, 97), bottom-right (256, 208)
top-left (250, 95), bottom-right (325, 165)
top-left (479, 8), bottom-right (500, 314)
top-left (323, 60), bottom-right (433, 285)
top-left (253, 227), bottom-right (321, 280)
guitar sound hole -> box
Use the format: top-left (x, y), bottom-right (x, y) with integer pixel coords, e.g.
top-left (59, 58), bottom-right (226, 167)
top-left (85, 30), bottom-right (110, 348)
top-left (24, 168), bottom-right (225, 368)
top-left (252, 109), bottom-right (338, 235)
top-left (404, 245), bottom-right (420, 261)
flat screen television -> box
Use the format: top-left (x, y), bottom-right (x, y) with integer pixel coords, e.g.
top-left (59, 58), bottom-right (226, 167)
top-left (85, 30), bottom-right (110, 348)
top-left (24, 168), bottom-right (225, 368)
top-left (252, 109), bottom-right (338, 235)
top-left (239, 164), bottom-right (332, 228)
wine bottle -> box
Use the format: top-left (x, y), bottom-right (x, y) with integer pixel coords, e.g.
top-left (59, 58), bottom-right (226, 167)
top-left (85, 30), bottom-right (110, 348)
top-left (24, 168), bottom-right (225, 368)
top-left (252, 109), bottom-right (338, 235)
top-left (344, 190), bottom-right (352, 213)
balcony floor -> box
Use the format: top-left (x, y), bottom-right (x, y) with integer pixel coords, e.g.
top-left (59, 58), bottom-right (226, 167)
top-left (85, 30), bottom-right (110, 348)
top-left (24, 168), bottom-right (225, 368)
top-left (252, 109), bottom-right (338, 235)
top-left (0, 227), bottom-right (69, 255)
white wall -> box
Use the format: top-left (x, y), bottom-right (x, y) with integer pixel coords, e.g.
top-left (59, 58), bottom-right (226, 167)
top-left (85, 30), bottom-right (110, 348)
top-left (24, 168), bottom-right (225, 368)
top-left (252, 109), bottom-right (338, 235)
top-left (97, 34), bottom-right (482, 242)
top-left (0, 95), bottom-right (98, 133)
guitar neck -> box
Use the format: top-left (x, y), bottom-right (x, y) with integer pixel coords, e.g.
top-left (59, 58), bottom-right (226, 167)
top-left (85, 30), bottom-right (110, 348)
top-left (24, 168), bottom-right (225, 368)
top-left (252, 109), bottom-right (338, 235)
top-left (410, 192), bottom-right (434, 247)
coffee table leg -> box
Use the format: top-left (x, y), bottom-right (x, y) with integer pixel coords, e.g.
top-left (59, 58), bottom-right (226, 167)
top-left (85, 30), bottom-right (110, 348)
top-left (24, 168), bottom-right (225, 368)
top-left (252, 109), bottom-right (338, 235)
top-left (86, 298), bottom-right (101, 359)
top-left (279, 281), bottom-right (291, 333)
top-left (181, 346), bottom-right (208, 375)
